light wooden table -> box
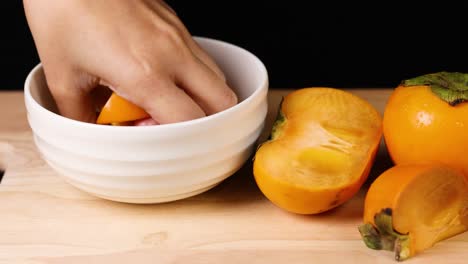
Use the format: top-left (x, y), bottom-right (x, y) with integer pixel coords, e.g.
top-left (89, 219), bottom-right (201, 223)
top-left (1, 89), bottom-right (467, 264)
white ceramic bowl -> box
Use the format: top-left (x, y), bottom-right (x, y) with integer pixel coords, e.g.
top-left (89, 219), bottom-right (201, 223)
top-left (24, 37), bottom-right (268, 203)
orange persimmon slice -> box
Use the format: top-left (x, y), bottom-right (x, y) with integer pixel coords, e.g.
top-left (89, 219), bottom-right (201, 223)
top-left (359, 164), bottom-right (468, 261)
top-left (96, 92), bottom-right (150, 125)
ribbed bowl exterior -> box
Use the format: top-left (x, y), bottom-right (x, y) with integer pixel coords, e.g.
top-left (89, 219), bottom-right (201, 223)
top-left (24, 37), bottom-right (268, 203)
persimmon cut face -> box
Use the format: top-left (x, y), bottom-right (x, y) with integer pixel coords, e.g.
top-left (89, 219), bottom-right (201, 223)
top-left (260, 88), bottom-right (381, 188)
top-left (296, 147), bottom-right (352, 180)
top-left (395, 167), bottom-right (468, 248)
top-left (254, 88), bottom-right (382, 214)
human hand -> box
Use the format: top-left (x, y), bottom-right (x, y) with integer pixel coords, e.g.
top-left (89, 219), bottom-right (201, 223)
top-left (24, 0), bottom-right (237, 124)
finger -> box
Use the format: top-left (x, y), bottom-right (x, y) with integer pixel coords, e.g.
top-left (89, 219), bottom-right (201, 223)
top-left (148, 1), bottom-right (227, 81)
top-left (44, 66), bottom-right (97, 123)
top-left (142, 81), bottom-right (206, 124)
top-left (177, 58), bottom-right (238, 115)
top-left (117, 75), bottom-right (206, 124)
top-left (185, 37), bottom-right (227, 82)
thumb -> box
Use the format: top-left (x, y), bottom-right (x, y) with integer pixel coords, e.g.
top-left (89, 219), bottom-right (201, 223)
top-left (44, 66), bottom-right (97, 123)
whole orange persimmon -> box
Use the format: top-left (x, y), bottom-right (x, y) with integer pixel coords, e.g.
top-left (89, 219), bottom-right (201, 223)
top-left (383, 72), bottom-right (468, 176)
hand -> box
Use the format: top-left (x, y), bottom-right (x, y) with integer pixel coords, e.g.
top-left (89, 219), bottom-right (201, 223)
top-left (24, 0), bottom-right (237, 124)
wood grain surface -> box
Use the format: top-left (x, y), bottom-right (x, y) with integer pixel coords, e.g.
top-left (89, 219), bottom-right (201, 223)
top-left (1, 89), bottom-right (467, 264)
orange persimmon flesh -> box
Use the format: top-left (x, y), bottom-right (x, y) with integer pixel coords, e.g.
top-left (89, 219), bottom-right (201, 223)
top-left (96, 92), bottom-right (150, 125)
top-left (359, 165), bottom-right (468, 261)
top-left (253, 88), bottom-right (382, 214)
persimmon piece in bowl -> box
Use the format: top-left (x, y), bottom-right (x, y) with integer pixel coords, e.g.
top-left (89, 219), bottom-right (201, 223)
top-left (96, 92), bottom-right (150, 125)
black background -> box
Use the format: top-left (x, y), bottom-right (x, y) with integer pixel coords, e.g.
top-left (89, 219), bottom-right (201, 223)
top-left (3, 1), bottom-right (467, 90)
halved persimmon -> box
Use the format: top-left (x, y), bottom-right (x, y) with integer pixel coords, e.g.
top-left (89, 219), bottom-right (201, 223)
top-left (253, 88), bottom-right (382, 214)
top-left (96, 92), bottom-right (150, 125)
top-left (359, 164), bottom-right (468, 261)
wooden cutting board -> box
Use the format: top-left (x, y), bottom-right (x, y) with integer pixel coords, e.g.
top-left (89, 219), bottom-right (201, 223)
top-left (1, 89), bottom-right (467, 264)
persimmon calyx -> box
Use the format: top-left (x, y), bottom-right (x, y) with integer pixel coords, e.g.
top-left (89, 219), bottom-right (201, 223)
top-left (402, 72), bottom-right (468, 106)
top-left (270, 97), bottom-right (287, 141)
top-left (358, 208), bottom-right (411, 261)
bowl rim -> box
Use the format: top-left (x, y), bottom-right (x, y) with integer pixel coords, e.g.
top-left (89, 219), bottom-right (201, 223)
top-left (24, 36), bottom-right (269, 133)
